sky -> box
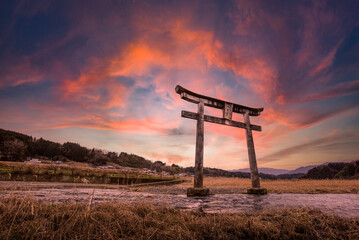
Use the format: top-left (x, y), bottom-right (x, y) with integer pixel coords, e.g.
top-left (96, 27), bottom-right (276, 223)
top-left (0, 0), bottom-right (359, 170)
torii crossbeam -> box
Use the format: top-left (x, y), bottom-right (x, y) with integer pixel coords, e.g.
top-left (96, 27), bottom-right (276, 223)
top-left (175, 85), bottom-right (267, 196)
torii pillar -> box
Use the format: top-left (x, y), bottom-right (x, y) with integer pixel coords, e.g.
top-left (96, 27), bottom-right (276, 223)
top-left (176, 85), bottom-right (267, 196)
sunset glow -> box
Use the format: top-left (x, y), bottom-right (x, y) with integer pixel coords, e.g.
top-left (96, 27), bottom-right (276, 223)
top-left (1, 0), bottom-right (358, 170)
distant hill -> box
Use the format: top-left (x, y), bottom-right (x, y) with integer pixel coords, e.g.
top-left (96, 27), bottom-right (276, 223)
top-left (302, 161), bottom-right (359, 179)
top-left (231, 165), bottom-right (317, 176)
top-left (185, 167), bottom-right (277, 179)
top-left (0, 128), bottom-right (175, 172)
top-left (287, 165), bottom-right (318, 174)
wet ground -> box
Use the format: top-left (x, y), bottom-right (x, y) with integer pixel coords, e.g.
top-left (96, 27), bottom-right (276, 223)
top-left (1, 181), bottom-right (358, 218)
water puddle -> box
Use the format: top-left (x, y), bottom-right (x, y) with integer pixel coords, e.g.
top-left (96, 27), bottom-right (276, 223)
top-left (1, 186), bottom-right (358, 218)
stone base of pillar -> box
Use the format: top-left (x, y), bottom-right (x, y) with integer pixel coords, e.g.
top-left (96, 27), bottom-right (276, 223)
top-left (247, 188), bottom-right (267, 194)
top-left (187, 187), bottom-right (211, 197)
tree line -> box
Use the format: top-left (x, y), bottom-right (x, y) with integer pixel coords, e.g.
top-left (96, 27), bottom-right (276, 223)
top-left (4, 128), bottom-right (355, 179)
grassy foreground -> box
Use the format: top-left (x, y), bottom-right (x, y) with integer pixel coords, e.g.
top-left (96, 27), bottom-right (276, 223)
top-left (173, 177), bottom-right (359, 194)
top-left (0, 197), bottom-right (358, 239)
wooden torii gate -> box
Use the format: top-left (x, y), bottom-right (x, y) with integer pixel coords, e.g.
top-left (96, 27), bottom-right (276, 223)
top-left (175, 85), bottom-right (267, 196)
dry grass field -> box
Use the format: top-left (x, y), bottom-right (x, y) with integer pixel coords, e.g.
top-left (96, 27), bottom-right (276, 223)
top-left (173, 177), bottom-right (359, 194)
top-left (0, 196), bottom-right (358, 239)
top-left (0, 161), bottom-right (142, 177)
top-left (1, 160), bottom-right (358, 193)
top-left (0, 161), bottom-right (174, 185)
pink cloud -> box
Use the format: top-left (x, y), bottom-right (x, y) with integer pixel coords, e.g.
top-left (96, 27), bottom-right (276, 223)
top-left (310, 40), bottom-right (343, 76)
top-left (0, 57), bottom-right (43, 89)
top-left (146, 152), bottom-right (189, 165)
top-left (35, 117), bottom-right (178, 134)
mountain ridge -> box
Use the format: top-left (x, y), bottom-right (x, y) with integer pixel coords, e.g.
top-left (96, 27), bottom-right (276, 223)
top-left (230, 165), bottom-right (318, 175)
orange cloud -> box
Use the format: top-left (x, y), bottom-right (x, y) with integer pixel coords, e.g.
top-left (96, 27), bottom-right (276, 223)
top-left (59, 17), bottom-right (222, 111)
top-left (109, 44), bottom-right (171, 77)
top-left (46, 117), bottom-right (178, 134)
top-left (61, 61), bottom-right (129, 108)
top-left (146, 152), bottom-right (189, 165)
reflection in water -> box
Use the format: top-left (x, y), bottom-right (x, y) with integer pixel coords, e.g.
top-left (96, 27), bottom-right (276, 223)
top-left (1, 187), bottom-right (359, 218)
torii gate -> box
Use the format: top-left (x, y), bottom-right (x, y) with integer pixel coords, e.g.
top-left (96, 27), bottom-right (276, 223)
top-left (175, 85), bottom-right (267, 196)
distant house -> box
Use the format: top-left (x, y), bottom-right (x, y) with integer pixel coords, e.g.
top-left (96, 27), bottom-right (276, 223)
top-left (25, 157), bottom-right (41, 163)
top-left (97, 165), bottom-right (115, 169)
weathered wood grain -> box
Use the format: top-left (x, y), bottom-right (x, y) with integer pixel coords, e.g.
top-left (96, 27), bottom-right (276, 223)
top-left (244, 111), bottom-right (261, 188)
top-left (181, 110), bottom-right (262, 132)
top-left (176, 85), bottom-right (263, 116)
top-left (194, 99), bottom-right (204, 188)
top-left (223, 102), bottom-right (233, 120)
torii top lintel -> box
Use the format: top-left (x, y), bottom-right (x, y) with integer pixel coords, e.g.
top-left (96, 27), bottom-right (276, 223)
top-left (175, 85), bottom-right (263, 117)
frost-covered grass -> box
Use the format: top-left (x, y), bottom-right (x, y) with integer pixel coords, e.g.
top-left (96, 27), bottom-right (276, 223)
top-left (0, 196), bottom-right (358, 239)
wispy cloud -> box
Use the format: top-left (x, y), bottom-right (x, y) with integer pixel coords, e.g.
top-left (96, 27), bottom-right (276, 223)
top-left (260, 131), bottom-right (359, 163)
